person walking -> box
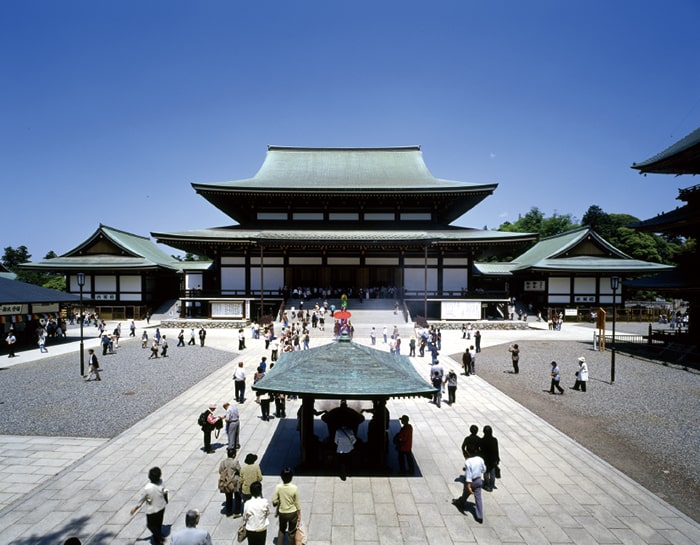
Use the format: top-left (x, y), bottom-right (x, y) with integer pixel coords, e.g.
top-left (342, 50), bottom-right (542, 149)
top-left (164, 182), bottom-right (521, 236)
top-left (84, 349), bottom-right (101, 381)
top-left (160, 335), bottom-right (169, 357)
top-left (130, 467), bottom-right (168, 545)
top-left (509, 343), bottom-right (520, 374)
top-left (199, 326), bottom-right (207, 347)
top-left (233, 362), bottom-right (247, 403)
top-left (170, 509), bottom-right (212, 545)
top-left (149, 339), bottom-right (159, 359)
top-left (572, 356), bottom-right (589, 391)
top-left (549, 361), bottom-right (565, 394)
top-left (393, 414), bottom-right (414, 474)
top-left (461, 425), bottom-right (481, 458)
top-left (6, 330), bottom-right (16, 358)
top-left (446, 369), bottom-right (458, 405)
top-left (474, 330), bottom-right (481, 352)
top-left (177, 329), bottom-right (185, 347)
top-left (238, 329), bottom-right (247, 351)
top-left (272, 467), bottom-right (301, 545)
top-left (218, 449), bottom-right (242, 517)
top-left (240, 453), bottom-right (263, 505)
top-left (188, 328), bottom-right (196, 345)
top-left (335, 425), bottom-right (356, 480)
top-left (467, 345), bottom-right (476, 376)
top-left (480, 425), bottom-right (500, 492)
top-left (452, 446), bottom-right (486, 523)
top-left (242, 481), bottom-right (270, 545)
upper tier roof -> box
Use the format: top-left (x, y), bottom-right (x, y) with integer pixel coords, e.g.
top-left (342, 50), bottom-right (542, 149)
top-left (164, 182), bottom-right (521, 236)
top-left (191, 146), bottom-right (498, 224)
top-left (632, 126), bottom-right (700, 175)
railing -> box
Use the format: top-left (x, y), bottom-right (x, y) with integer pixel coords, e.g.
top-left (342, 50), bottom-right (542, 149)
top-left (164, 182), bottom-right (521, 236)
top-left (402, 290), bottom-right (509, 299)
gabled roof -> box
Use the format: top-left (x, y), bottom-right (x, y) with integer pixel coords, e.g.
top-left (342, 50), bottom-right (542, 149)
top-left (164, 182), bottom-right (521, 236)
top-left (632, 126), bottom-right (700, 175)
top-left (20, 225), bottom-right (182, 273)
top-left (481, 227), bottom-right (674, 275)
top-left (0, 277), bottom-right (79, 304)
top-left (252, 337), bottom-right (435, 400)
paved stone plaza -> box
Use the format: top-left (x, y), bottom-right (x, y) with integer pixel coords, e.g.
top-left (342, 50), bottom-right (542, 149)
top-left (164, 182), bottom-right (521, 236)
top-left (1, 313), bottom-right (698, 545)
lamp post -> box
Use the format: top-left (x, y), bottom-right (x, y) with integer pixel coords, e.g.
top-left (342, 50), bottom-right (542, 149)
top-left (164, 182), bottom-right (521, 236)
top-left (610, 275), bottom-right (620, 384)
top-left (77, 272), bottom-right (86, 377)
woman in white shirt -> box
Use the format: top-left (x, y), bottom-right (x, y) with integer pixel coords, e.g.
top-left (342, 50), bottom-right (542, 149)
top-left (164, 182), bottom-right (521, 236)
top-left (242, 481), bottom-right (270, 545)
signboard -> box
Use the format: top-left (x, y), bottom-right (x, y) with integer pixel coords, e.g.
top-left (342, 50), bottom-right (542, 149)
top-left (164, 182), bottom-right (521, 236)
top-left (0, 304), bottom-right (27, 315)
top-left (524, 280), bottom-right (545, 292)
top-left (441, 301), bottom-right (481, 320)
top-left (212, 301), bottom-right (244, 318)
top-left (33, 303), bottom-right (59, 313)
top-left (95, 294), bottom-right (117, 301)
top-left (564, 308), bottom-right (578, 317)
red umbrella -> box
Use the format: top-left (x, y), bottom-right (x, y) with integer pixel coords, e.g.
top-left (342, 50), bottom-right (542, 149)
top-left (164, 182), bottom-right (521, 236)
top-left (334, 310), bottom-right (352, 320)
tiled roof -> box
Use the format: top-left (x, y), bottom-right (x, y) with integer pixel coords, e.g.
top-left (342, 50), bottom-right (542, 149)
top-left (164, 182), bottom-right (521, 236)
top-left (194, 146), bottom-right (495, 191)
top-left (22, 225), bottom-right (181, 272)
top-left (252, 337), bottom-right (435, 400)
top-left (0, 277), bottom-right (79, 304)
top-left (632, 126), bottom-right (700, 175)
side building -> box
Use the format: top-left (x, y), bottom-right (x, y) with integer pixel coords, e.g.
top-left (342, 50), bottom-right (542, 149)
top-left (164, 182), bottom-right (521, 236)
top-left (20, 224), bottom-right (185, 320)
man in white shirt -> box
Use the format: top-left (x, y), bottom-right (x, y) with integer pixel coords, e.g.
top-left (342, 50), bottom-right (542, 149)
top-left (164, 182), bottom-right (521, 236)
top-left (453, 447), bottom-right (486, 523)
top-left (233, 362), bottom-right (247, 403)
top-left (334, 425), bottom-right (356, 481)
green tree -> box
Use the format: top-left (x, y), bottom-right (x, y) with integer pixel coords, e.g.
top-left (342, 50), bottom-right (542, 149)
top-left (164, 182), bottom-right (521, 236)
top-left (498, 207), bottom-right (578, 237)
top-left (2, 245), bottom-right (31, 272)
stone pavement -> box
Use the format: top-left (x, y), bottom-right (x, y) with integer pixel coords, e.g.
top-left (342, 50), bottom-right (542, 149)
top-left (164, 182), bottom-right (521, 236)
top-left (1, 317), bottom-right (699, 545)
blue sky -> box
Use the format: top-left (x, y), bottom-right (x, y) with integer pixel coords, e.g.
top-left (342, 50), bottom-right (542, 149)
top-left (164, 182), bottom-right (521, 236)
top-left (2, 1), bottom-right (699, 260)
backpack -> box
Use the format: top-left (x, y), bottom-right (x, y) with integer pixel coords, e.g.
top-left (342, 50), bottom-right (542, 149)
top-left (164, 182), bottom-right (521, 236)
top-left (198, 410), bottom-right (209, 428)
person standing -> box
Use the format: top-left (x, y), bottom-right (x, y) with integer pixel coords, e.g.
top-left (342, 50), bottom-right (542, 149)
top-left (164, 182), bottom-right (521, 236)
top-left (233, 362), bottom-right (247, 403)
top-left (130, 467), bottom-right (168, 545)
top-left (170, 509), bottom-right (212, 545)
top-left (198, 326), bottom-right (206, 347)
top-left (38, 329), bottom-right (48, 353)
top-left (242, 481), bottom-right (270, 545)
top-left (238, 329), bottom-right (246, 351)
top-left (446, 369), bottom-right (458, 405)
top-left (270, 338), bottom-right (279, 362)
top-left (480, 425), bottom-right (500, 492)
top-left (272, 467), bottom-right (301, 545)
top-left (431, 369), bottom-right (443, 408)
top-left (453, 446), bottom-right (486, 523)
top-left (6, 330), bottom-right (17, 358)
top-left (382, 326), bottom-right (388, 344)
top-left (549, 361), bottom-right (565, 394)
top-left (370, 327), bottom-right (377, 345)
top-left (461, 347), bottom-right (471, 376)
top-left (223, 401), bottom-right (241, 451)
top-left (573, 356), bottom-right (589, 391)
top-left (394, 414), bottom-right (414, 474)
top-left (141, 330), bottom-right (149, 348)
top-left (467, 345), bottom-right (477, 376)
top-left (84, 349), bottom-right (101, 381)
top-left (129, 320), bottom-right (136, 337)
top-left (240, 453), bottom-right (263, 505)
top-left (334, 425), bottom-right (356, 480)
top-left (509, 343), bottom-right (520, 374)
top-left (219, 449), bottom-right (242, 517)
top-left (474, 330), bottom-right (482, 353)
top-left (200, 403), bottom-right (220, 453)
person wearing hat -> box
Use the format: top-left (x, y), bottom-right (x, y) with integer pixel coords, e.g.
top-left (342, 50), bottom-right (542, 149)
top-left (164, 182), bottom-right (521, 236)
top-left (170, 509), bottom-right (212, 545)
top-left (201, 404), bottom-right (221, 454)
top-left (573, 357), bottom-right (589, 392)
top-left (239, 453), bottom-right (262, 504)
top-left (393, 415), bottom-right (414, 474)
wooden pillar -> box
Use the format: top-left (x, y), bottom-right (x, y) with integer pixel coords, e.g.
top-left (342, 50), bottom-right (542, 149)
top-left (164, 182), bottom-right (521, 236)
top-left (300, 396), bottom-right (316, 467)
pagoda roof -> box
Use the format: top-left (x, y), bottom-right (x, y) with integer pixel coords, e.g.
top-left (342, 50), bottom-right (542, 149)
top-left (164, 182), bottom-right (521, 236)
top-left (252, 337), bottom-right (435, 400)
top-left (476, 227), bottom-right (674, 275)
top-left (191, 146), bottom-right (498, 224)
top-left (20, 224), bottom-right (182, 273)
top-left (632, 126), bottom-right (700, 175)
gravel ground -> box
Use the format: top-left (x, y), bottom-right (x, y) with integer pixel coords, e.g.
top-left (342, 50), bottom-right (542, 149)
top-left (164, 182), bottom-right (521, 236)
top-left (0, 338), bottom-right (233, 438)
top-left (451, 329), bottom-right (700, 522)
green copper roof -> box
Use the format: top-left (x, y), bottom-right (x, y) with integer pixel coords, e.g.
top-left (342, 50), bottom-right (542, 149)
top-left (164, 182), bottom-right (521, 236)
top-left (194, 146), bottom-right (495, 191)
top-left (503, 227), bottom-right (673, 273)
top-left (252, 337), bottom-right (435, 400)
top-left (21, 225), bottom-right (182, 272)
